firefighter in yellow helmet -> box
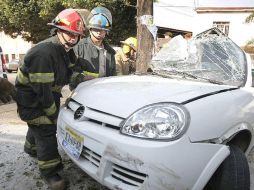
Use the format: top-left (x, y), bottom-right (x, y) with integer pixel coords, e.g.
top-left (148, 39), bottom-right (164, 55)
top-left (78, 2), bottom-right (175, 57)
top-left (115, 37), bottom-right (137, 75)
top-left (15, 9), bottom-right (85, 190)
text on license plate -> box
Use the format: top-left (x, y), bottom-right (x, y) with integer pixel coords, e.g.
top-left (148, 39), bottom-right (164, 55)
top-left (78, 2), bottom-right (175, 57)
top-left (63, 127), bottom-right (84, 159)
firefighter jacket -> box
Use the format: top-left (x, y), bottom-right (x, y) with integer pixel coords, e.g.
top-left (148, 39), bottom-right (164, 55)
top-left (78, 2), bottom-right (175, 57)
top-left (115, 48), bottom-right (136, 75)
top-left (15, 36), bottom-right (76, 125)
top-left (72, 37), bottom-right (116, 80)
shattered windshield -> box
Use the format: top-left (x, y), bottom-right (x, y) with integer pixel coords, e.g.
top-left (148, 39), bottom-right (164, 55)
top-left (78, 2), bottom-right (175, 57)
top-left (151, 28), bottom-right (247, 87)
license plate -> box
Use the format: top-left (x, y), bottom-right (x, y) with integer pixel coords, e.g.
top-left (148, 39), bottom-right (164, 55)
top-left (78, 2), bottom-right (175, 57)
top-left (62, 127), bottom-right (84, 159)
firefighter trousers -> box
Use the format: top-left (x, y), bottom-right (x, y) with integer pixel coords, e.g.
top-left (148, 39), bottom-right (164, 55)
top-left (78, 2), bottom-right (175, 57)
top-left (24, 123), bottom-right (63, 177)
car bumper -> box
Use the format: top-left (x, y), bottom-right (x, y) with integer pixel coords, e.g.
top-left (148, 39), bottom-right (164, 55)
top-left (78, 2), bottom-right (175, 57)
top-left (57, 108), bottom-right (230, 190)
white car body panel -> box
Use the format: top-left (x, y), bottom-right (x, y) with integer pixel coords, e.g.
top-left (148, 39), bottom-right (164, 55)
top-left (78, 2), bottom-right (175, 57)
top-left (57, 28), bottom-right (254, 189)
top-left (57, 76), bottom-right (254, 189)
top-left (186, 87), bottom-right (254, 142)
top-left (73, 75), bottom-right (235, 118)
top-left (57, 109), bottom-right (230, 190)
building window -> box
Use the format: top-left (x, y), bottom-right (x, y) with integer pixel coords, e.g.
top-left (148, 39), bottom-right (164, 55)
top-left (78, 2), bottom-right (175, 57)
top-left (213, 21), bottom-right (230, 36)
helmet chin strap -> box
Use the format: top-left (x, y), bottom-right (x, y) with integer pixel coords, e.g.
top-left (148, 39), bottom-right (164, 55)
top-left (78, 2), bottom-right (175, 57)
top-left (60, 32), bottom-right (80, 48)
top-left (90, 30), bottom-right (102, 41)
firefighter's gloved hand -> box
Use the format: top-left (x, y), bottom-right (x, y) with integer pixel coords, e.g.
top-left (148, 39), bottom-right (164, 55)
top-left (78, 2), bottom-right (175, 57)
top-left (0, 77), bottom-right (16, 104)
top-left (83, 74), bottom-right (96, 81)
top-left (69, 73), bottom-right (96, 91)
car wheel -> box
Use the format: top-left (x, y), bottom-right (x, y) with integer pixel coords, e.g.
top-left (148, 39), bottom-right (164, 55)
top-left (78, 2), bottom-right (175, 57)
top-left (205, 146), bottom-right (250, 190)
top-left (7, 70), bottom-right (12, 73)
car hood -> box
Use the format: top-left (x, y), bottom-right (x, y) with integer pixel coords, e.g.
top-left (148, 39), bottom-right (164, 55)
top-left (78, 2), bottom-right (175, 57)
top-left (73, 75), bottom-right (234, 118)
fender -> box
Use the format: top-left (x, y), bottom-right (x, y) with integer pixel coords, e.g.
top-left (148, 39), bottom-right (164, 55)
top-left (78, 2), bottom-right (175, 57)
top-left (192, 145), bottom-right (230, 190)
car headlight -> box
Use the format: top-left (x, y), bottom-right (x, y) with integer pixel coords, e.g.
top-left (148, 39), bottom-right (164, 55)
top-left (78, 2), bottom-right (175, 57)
top-left (120, 103), bottom-right (190, 140)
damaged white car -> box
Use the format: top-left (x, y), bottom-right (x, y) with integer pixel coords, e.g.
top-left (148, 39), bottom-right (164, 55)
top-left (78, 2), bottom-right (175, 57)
top-left (57, 28), bottom-right (254, 190)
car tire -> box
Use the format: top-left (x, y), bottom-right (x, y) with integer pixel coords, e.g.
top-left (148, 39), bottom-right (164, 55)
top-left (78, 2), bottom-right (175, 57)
top-left (205, 146), bottom-right (250, 190)
top-left (7, 70), bottom-right (12, 73)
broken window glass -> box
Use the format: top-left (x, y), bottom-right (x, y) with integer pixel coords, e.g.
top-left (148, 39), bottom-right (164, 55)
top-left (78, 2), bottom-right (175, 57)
top-left (151, 28), bottom-right (246, 87)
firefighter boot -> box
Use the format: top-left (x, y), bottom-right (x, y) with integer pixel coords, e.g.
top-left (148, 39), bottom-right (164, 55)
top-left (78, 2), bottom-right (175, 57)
top-left (45, 174), bottom-right (66, 190)
top-left (24, 146), bottom-right (37, 157)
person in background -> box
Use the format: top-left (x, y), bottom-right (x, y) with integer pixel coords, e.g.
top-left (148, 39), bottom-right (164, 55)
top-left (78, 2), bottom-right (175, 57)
top-left (15, 9), bottom-right (85, 190)
top-left (183, 31), bottom-right (193, 41)
top-left (152, 31), bottom-right (193, 66)
top-left (70, 6), bottom-right (116, 90)
top-left (157, 31), bottom-right (173, 50)
top-left (173, 31), bottom-right (193, 57)
top-left (162, 31), bottom-right (192, 53)
top-left (115, 37), bottom-right (137, 75)
top-left (163, 31), bottom-right (173, 45)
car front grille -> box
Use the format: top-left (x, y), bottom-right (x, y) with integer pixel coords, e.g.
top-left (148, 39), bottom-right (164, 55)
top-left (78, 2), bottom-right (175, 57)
top-left (111, 164), bottom-right (147, 187)
top-left (68, 99), bottom-right (125, 130)
top-left (80, 145), bottom-right (148, 188)
top-left (81, 146), bottom-right (101, 168)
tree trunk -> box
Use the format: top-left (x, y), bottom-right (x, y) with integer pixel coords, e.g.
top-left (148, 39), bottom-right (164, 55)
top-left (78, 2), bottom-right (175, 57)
top-left (136, 0), bottom-right (153, 74)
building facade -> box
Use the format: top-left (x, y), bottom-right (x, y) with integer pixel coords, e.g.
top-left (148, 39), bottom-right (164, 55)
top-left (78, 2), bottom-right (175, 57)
top-left (154, 0), bottom-right (254, 47)
top-left (195, 7), bottom-right (254, 46)
top-left (0, 32), bottom-right (32, 62)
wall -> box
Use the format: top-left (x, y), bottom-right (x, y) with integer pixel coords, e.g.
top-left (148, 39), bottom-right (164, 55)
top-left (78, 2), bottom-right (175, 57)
top-left (154, 1), bottom-right (197, 33)
top-left (154, 2), bottom-right (254, 47)
top-left (194, 12), bottom-right (254, 46)
top-left (0, 32), bottom-right (32, 62)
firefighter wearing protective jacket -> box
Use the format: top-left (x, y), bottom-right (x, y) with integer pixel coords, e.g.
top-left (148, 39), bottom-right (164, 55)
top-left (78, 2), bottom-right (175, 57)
top-left (70, 6), bottom-right (116, 90)
top-left (15, 9), bottom-right (85, 190)
top-left (115, 37), bottom-right (137, 75)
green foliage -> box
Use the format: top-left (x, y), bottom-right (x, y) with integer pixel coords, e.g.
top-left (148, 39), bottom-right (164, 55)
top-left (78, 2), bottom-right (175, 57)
top-left (0, 0), bottom-right (137, 44)
top-left (246, 12), bottom-right (254, 23)
top-left (246, 39), bottom-right (254, 46)
top-left (0, 0), bottom-right (64, 42)
top-left (100, 0), bottom-right (137, 45)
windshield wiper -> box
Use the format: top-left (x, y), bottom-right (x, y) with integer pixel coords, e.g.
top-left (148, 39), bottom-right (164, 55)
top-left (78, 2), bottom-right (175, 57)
top-left (153, 69), bottom-right (224, 85)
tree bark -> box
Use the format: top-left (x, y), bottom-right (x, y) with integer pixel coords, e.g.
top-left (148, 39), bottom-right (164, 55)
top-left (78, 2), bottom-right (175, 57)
top-left (136, 0), bottom-right (153, 74)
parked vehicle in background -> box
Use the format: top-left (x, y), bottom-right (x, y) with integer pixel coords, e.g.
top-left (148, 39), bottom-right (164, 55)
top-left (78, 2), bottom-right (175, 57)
top-left (57, 28), bottom-right (254, 190)
top-left (0, 46), bottom-right (7, 79)
top-left (5, 59), bottom-right (21, 73)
